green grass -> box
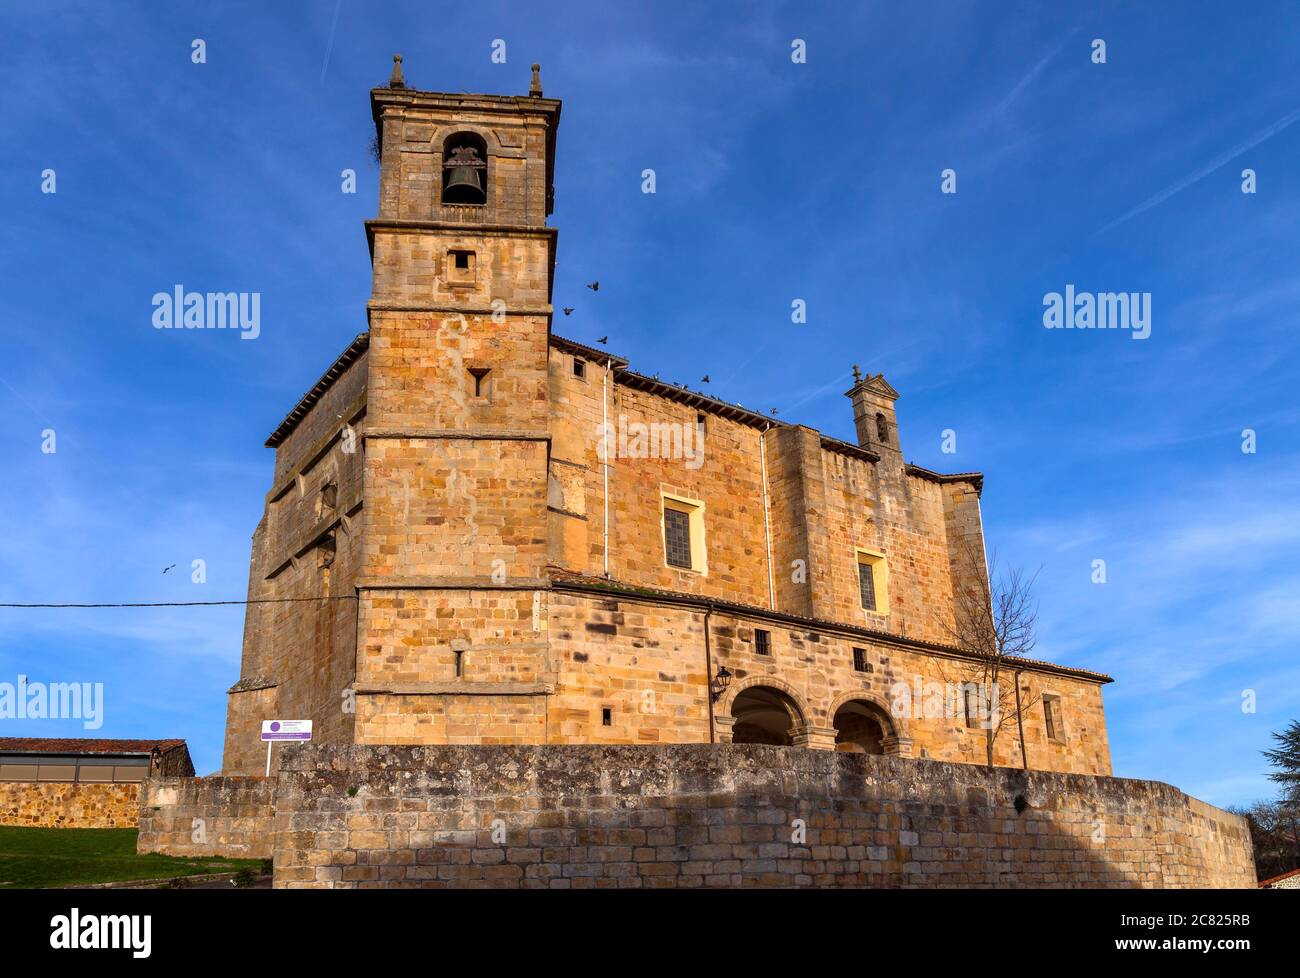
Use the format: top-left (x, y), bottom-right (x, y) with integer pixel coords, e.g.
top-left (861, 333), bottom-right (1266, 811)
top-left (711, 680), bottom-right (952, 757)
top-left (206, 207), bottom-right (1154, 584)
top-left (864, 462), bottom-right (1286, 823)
top-left (0, 826), bottom-right (269, 889)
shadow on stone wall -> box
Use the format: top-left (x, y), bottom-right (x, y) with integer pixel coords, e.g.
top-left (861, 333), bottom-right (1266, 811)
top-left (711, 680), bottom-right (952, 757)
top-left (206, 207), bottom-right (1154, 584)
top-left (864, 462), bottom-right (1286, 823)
top-left (259, 744), bottom-right (1254, 889)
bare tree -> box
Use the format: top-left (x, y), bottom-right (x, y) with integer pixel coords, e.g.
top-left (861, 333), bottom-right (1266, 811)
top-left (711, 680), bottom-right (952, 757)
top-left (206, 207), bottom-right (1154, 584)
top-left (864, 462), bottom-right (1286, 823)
top-left (1229, 799), bottom-right (1300, 881)
top-left (937, 537), bottom-right (1042, 769)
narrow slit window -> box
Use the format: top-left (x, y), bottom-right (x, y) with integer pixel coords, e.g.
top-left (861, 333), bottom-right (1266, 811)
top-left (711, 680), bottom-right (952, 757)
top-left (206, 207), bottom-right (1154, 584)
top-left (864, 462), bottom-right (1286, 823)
top-left (664, 507), bottom-right (692, 569)
top-left (468, 366), bottom-right (491, 398)
top-left (963, 685), bottom-right (978, 728)
top-left (454, 650), bottom-right (464, 678)
top-left (601, 707), bottom-right (612, 727)
top-left (1043, 696), bottom-right (1062, 741)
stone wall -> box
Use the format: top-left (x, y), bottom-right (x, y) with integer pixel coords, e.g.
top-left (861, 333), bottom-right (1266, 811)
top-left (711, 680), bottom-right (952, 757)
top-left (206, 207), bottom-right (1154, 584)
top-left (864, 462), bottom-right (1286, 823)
top-left (0, 781), bottom-right (141, 829)
top-left (136, 776), bottom-right (275, 859)
top-left (222, 345), bottom-right (366, 776)
top-left (548, 588), bottom-right (1112, 776)
top-left (269, 743), bottom-right (1254, 889)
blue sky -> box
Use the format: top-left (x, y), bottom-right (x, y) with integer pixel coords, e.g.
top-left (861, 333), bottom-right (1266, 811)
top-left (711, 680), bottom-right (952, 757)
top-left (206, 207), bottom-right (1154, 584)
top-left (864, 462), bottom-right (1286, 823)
top-left (0, 1), bottom-right (1296, 805)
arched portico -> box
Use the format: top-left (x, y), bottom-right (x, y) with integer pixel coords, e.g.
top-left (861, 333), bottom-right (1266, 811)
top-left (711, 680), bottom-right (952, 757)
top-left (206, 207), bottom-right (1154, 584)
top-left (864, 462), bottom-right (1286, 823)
top-left (715, 676), bottom-right (818, 747)
top-left (827, 691), bottom-right (913, 757)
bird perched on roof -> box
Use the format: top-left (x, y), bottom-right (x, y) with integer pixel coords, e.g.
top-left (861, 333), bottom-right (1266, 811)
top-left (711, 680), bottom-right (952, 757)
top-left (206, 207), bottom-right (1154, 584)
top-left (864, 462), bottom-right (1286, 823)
top-left (597, 336), bottom-right (608, 344)
top-left (562, 307), bottom-right (573, 315)
top-left (586, 281), bottom-right (599, 292)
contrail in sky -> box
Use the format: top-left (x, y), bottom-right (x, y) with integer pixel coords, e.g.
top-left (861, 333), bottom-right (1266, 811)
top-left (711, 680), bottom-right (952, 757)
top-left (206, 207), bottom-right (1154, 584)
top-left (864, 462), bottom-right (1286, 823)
top-left (320, 0), bottom-right (343, 83)
top-left (1099, 104), bottom-right (1300, 234)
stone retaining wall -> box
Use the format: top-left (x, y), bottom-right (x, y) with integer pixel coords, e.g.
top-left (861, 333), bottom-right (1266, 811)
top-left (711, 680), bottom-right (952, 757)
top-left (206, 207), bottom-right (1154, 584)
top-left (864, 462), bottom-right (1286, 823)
top-left (267, 744), bottom-right (1253, 888)
top-left (136, 776), bottom-right (275, 858)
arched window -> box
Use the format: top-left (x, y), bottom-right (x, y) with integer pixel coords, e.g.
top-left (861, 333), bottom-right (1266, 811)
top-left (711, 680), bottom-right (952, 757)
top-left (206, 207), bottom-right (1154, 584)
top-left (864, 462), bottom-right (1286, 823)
top-left (875, 412), bottom-right (889, 445)
top-left (442, 132), bottom-right (488, 205)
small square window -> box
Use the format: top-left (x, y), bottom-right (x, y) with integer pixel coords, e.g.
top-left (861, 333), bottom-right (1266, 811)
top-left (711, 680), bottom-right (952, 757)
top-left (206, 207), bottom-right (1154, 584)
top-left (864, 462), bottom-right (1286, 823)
top-left (755, 629), bottom-right (771, 655)
top-left (852, 648), bottom-right (870, 672)
top-left (452, 249), bottom-right (472, 270)
top-left (573, 357), bottom-right (586, 379)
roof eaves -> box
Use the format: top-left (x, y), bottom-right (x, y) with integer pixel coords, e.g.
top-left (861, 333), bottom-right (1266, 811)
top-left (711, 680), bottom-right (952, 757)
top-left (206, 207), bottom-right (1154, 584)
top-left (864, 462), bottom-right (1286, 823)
top-left (265, 332), bottom-right (370, 448)
top-left (550, 573), bottom-right (1112, 685)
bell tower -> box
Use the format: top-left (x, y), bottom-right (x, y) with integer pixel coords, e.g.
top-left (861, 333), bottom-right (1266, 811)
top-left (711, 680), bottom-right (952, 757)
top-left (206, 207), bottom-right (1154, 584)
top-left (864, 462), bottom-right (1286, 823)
top-left (353, 58), bottom-right (562, 745)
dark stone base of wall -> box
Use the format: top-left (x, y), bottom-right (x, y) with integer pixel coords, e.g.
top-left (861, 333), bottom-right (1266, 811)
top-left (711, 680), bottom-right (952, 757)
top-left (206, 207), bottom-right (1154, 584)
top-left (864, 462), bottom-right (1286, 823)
top-left (263, 744), bottom-right (1252, 888)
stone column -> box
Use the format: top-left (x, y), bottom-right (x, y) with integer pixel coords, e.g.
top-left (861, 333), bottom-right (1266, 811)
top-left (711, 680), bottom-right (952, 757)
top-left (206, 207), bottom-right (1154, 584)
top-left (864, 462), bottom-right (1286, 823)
top-left (713, 715), bottom-right (735, 744)
top-left (882, 734), bottom-right (914, 758)
top-left (792, 723), bottom-right (838, 751)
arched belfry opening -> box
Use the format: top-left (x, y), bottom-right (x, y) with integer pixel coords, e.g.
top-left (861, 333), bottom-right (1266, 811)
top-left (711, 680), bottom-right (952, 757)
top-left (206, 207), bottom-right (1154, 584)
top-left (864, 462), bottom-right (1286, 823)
top-left (730, 685), bottom-right (804, 746)
top-left (833, 699), bottom-right (895, 754)
top-left (875, 412), bottom-right (889, 446)
top-left (442, 131), bottom-right (488, 205)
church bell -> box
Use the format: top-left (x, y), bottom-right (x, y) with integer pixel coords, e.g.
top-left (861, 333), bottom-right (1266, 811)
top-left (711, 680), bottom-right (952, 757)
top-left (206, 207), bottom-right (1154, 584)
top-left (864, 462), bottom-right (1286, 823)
top-left (443, 145), bottom-right (487, 204)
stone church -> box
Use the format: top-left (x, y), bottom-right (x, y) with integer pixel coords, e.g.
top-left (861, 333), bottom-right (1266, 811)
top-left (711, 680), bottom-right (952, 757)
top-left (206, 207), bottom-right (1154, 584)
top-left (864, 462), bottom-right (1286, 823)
top-left (221, 61), bottom-right (1112, 777)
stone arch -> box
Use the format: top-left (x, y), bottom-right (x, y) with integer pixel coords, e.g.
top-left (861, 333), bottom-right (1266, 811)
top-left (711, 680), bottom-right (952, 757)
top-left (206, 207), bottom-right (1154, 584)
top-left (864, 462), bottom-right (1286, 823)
top-left (826, 691), bottom-right (911, 757)
top-left (718, 674), bottom-right (808, 723)
top-left (875, 412), bottom-right (889, 445)
top-left (440, 130), bottom-right (489, 206)
top-left (718, 676), bottom-right (809, 748)
top-left (428, 123), bottom-right (506, 159)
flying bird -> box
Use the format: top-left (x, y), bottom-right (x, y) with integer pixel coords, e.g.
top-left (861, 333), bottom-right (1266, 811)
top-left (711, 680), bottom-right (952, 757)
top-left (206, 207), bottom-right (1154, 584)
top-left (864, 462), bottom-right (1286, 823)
top-left (770, 408), bottom-right (779, 416)
top-left (597, 336), bottom-right (608, 344)
top-left (700, 375), bottom-right (710, 384)
top-left (163, 564), bottom-right (176, 574)
top-left (586, 281), bottom-right (599, 292)
top-left (562, 307), bottom-right (574, 315)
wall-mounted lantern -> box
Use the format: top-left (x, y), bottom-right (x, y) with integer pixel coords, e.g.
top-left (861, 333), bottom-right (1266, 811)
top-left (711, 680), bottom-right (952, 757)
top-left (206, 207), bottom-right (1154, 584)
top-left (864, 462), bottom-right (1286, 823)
top-left (710, 665), bottom-right (732, 703)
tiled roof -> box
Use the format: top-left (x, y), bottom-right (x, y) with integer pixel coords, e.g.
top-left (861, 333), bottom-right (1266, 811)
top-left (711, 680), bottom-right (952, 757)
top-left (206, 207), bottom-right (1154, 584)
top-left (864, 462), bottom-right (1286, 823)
top-left (0, 738), bottom-right (188, 756)
top-left (1259, 867), bottom-right (1300, 888)
top-left (550, 571), bottom-right (1113, 684)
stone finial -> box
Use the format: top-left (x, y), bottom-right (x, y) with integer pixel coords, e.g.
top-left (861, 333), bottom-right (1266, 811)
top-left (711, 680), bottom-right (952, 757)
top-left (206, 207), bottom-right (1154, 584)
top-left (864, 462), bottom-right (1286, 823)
top-left (529, 63), bottom-right (543, 97)
top-left (389, 54), bottom-right (406, 89)
top-left (852, 364), bottom-right (862, 385)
